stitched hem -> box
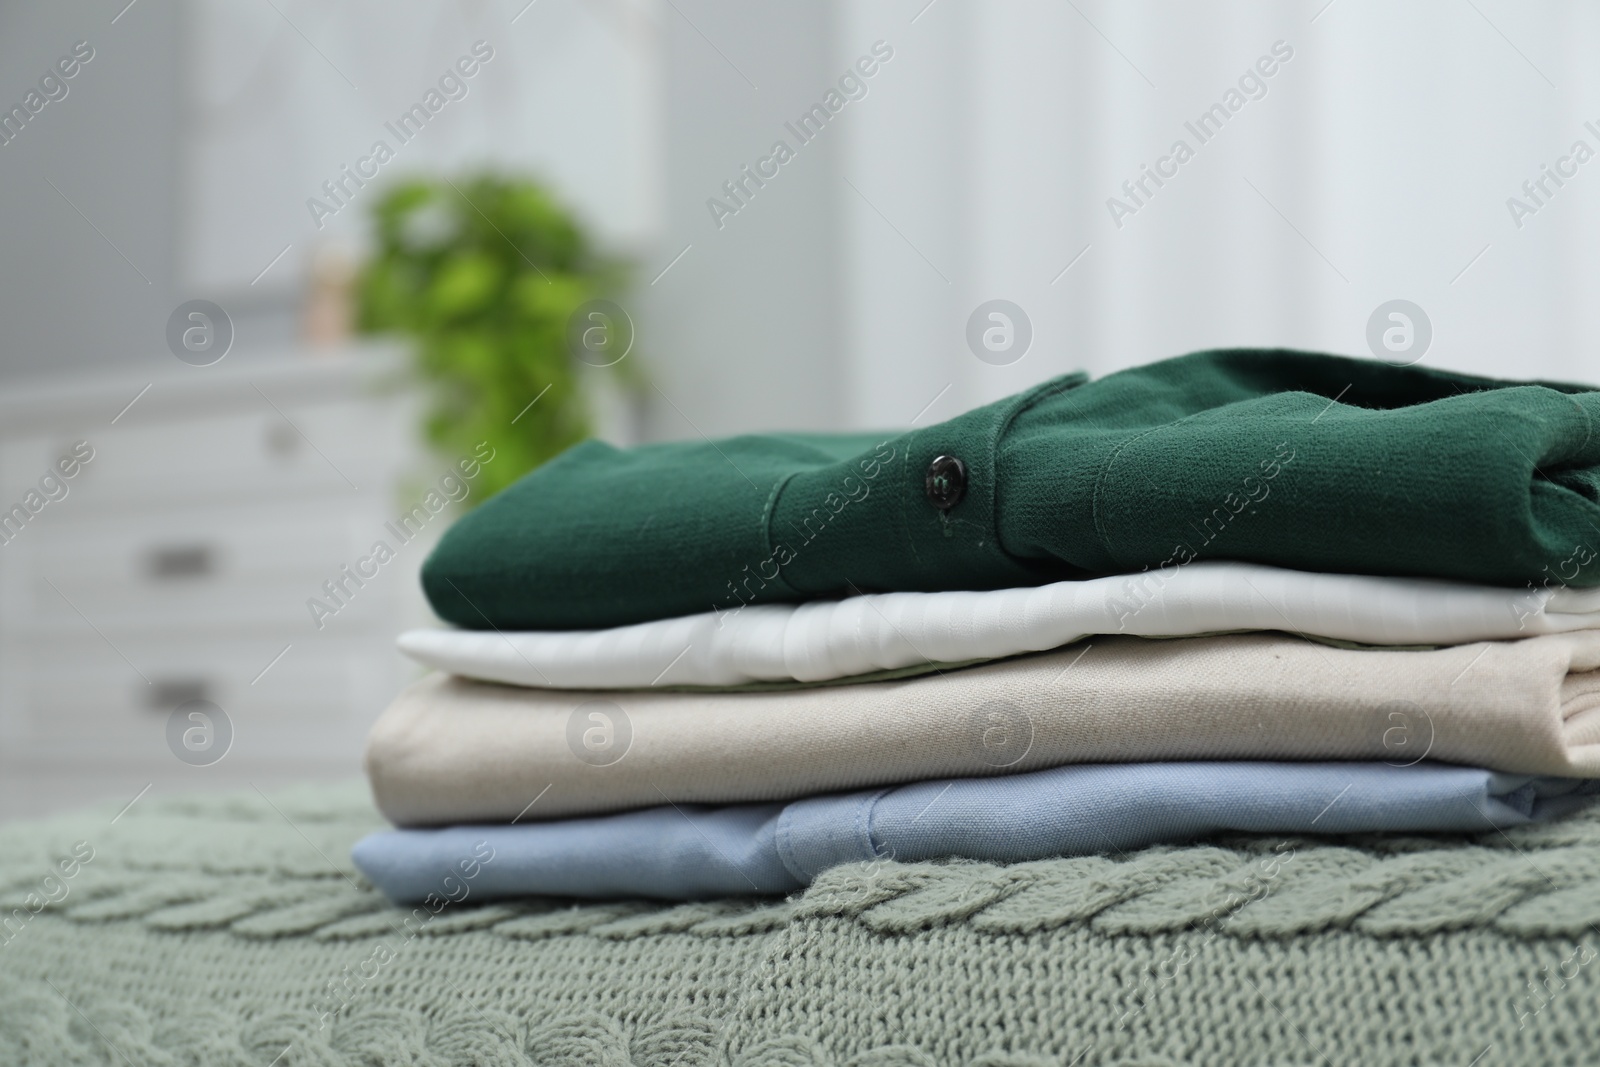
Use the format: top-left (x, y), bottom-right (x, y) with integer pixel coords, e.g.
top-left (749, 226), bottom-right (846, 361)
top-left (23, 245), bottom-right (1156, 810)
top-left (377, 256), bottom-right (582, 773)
top-left (758, 472), bottom-right (809, 600)
top-left (988, 372), bottom-right (1088, 568)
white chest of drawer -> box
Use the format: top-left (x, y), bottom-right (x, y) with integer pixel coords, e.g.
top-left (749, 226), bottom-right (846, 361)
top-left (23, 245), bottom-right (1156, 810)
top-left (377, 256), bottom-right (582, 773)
top-left (0, 347), bottom-right (438, 784)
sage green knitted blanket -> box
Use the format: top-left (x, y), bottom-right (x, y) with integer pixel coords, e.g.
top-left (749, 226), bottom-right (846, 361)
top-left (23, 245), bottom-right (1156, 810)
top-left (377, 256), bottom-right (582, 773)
top-left (4, 782), bottom-right (1600, 1066)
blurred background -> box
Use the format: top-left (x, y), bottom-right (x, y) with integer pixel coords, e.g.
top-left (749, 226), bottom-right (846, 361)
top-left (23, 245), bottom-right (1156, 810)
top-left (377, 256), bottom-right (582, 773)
top-left (1, 0), bottom-right (1597, 819)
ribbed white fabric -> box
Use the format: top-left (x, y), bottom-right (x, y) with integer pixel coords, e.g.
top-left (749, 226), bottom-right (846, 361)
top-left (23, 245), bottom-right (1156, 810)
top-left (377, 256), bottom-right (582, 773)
top-left (398, 562), bottom-right (1600, 689)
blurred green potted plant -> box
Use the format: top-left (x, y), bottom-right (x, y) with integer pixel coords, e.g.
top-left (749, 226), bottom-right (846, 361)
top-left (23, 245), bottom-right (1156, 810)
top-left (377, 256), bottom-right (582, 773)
top-left (358, 174), bottom-right (636, 501)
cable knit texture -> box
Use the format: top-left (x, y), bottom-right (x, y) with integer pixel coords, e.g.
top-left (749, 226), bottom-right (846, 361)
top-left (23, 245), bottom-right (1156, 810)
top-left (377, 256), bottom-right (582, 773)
top-left (5, 782), bottom-right (1600, 1065)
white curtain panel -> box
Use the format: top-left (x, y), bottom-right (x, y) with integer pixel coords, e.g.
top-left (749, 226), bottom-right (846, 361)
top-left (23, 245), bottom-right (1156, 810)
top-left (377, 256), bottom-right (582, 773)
top-left (836, 0), bottom-right (1600, 428)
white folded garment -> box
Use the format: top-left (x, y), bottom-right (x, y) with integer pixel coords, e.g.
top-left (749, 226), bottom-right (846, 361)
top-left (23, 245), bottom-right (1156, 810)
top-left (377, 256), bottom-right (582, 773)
top-left (397, 561), bottom-right (1600, 689)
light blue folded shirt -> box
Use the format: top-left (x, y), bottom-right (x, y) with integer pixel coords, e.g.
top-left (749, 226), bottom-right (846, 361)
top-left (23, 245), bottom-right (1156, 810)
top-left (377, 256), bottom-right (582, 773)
top-left (351, 762), bottom-right (1600, 903)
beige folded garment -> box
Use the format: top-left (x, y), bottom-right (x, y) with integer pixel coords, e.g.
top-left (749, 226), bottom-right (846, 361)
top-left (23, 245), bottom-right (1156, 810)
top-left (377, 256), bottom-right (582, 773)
top-left (366, 632), bottom-right (1600, 826)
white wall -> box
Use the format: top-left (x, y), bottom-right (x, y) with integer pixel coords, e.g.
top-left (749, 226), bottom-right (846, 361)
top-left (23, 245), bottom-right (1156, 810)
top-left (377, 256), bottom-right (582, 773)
top-left (182, 0), bottom-right (660, 292)
top-left (0, 0), bottom-right (660, 378)
top-left (0, 0), bottom-right (183, 380)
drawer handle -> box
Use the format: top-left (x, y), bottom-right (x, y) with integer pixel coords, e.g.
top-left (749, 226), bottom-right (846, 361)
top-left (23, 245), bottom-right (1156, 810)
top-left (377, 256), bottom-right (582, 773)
top-left (146, 544), bottom-right (214, 580)
top-left (147, 678), bottom-right (212, 710)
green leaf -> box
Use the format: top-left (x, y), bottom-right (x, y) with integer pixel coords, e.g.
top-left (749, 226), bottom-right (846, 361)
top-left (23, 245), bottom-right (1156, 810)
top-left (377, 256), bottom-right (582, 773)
top-left (428, 253), bottom-right (502, 320)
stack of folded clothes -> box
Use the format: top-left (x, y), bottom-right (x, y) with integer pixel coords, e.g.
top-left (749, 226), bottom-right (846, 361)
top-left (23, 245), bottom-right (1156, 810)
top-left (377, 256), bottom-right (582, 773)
top-left (352, 348), bottom-right (1600, 904)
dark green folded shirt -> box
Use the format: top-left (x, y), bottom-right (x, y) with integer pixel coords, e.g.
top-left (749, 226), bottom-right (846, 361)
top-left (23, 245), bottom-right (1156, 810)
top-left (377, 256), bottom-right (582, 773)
top-left (423, 348), bottom-right (1600, 630)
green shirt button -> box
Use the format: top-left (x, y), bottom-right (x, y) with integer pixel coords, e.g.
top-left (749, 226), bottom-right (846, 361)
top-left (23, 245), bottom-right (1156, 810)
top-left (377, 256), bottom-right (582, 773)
top-left (924, 455), bottom-right (968, 511)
